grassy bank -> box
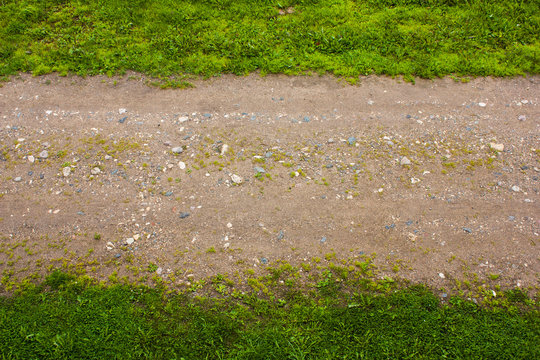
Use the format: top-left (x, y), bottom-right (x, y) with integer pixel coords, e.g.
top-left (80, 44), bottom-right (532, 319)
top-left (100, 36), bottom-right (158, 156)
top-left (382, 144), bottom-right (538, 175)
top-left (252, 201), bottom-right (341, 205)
top-left (0, 0), bottom-right (538, 82)
top-left (0, 271), bottom-right (538, 359)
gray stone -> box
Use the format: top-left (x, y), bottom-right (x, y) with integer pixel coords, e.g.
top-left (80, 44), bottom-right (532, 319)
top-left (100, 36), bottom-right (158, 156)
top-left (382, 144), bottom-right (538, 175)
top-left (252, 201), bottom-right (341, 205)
top-left (260, 257), bottom-right (268, 265)
top-left (172, 147), bottom-right (183, 154)
top-left (511, 185), bottom-right (520, 192)
top-left (179, 212), bottom-right (190, 219)
top-left (518, 115), bottom-right (526, 121)
top-left (14, 176), bottom-right (22, 182)
top-left (400, 157), bottom-right (411, 166)
top-left (254, 166), bottom-right (265, 174)
top-left (39, 150), bottom-right (49, 159)
top-left (348, 137), bottom-right (356, 146)
top-left (277, 230), bottom-right (284, 240)
top-left (463, 227), bottom-right (472, 233)
top-left (320, 236), bottom-right (327, 243)
top-left (62, 167), bottom-right (71, 177)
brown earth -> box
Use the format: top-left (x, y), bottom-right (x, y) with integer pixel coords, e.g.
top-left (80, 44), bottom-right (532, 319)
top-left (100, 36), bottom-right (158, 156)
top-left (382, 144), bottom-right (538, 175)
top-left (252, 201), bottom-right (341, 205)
top-left (0, 73), bottom-right (538, 294)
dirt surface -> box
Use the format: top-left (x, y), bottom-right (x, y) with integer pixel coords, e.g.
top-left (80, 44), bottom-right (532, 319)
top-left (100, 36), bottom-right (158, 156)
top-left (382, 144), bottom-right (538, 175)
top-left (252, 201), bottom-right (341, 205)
top-left (0, 74), bottom-right (539, 293)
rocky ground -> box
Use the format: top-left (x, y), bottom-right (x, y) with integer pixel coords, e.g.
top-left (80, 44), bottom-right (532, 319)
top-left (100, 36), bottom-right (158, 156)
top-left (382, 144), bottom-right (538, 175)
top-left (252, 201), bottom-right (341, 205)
top-left (0, 74), bottom-right (538, 295)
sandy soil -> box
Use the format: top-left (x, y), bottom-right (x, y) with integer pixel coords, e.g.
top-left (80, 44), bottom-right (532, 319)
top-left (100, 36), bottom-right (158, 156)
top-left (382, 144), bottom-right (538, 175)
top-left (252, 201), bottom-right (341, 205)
top-left (0, 73), bottom-right (538, 293)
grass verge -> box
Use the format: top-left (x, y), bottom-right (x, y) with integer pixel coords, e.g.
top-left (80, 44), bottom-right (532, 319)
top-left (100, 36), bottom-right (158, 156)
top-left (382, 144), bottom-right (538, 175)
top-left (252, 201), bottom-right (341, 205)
top-left (0, 0), bottom-right (538, 82)
top-left (0, 270), bottom-right (538, 359)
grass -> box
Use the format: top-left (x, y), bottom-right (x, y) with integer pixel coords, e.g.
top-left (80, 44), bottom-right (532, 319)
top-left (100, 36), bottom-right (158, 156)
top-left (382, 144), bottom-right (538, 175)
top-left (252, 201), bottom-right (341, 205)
top-left (0, 271), bottom-right (538, 359)
top-left (0, 0), bottom-right (538, 81)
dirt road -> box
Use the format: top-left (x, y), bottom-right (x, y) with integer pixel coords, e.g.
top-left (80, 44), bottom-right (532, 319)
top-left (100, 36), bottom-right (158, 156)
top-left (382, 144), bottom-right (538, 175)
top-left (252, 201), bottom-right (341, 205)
top-left (0, 74), bottom-right (538, 293)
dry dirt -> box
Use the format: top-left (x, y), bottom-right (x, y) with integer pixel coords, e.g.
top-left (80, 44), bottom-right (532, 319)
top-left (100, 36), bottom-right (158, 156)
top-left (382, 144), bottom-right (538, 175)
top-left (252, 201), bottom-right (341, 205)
top-left (0, 73), bottom-right (539, 294)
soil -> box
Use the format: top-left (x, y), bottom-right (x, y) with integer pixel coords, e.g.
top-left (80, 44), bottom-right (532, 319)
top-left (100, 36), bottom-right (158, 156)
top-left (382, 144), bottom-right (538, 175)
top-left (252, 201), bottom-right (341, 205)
top-left (0, 73), bottom-right (538, 293)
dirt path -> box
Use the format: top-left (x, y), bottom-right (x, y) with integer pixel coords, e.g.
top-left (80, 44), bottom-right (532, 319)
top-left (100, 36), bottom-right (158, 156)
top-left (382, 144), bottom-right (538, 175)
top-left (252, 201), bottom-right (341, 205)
top-left (0, 74), bottom-right (539, 293)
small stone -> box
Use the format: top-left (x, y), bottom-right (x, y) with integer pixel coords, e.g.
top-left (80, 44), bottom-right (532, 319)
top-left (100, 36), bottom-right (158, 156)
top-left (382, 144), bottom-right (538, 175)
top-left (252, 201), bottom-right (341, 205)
top-left (347, 136), bottom-right (356, 146)
top-left (178, 161), bottom-right (186, 169)
top-left (508, 216), bottom-right (515, 221)
top-left (178, 116), bottom-right (189, 123)
top-left (400, 156), bottom-right (411, 166)
top-left (133, 234), bottom-right (140, 241)
top-left (410, 177), bottom-right (420, 184)
top-left (489, 143), bottom-right (504, 152)
top-left (107, 241), bottom-right (115, 249)
top-left (119, 108), bottom-right (127, 114)
top-left (91, 167), bottom-right (101, 175)
top-left (438, 273), bottom-right (445, 279)
top-left (518, 115), bottom-right (526, 121)
top-left (118, 116), bottom-right (127, 124)
top-left (77, 211), bottom-right (85, 216)
top-left (254, 166), bottom-right (265, 174)
top-left (114, 253), bottom-right (121, 259)
top-left (126, 238), bottom-right (134, 245)
top-left (220, 144), bottom-right (229, 155)
top-left (164, 191), bottom-right (173, 197)
top-left (179, 212), bottom-right (190, 219)
top-left (277, 230), bottom-right (285, 240)
top-left (39, 150), bottom-right (49, 159)
top-left (385, 224), bottom-right (396, 230)
top-left (320, 236), bottom-right (327, 243)
top-left (511, 185), bottom-right (520, 192)
top-left (231, 174), bottom-right (243, 184)
top-left (265, 152), bottom-right (273, 158)
top-left (478, 102), bottom-right (487, 107)
top-left (14, 177), bottom-right (22, 182)
top-left (303, 116), bottom-right (311, 123)
top-left (62, 167), bottom-right (71, 177)
top-left (172, 147), bottom-right (183, 154)
top-left (327, 138), bottom-right (335, 144)
top-left (463, 227), bottom-right (472, 233)
top-left (227, 222), bottom-right (233, 228)
top-left (156, 267), bottom-right (163, 275)
top-left (260, 257), bottom-right (269, 265)
top-left (28, 155), bottom-right (35, 163)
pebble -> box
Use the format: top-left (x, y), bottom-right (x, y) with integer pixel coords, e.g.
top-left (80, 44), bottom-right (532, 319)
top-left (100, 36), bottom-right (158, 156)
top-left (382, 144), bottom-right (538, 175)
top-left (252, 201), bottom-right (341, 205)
top-left (28, 155), bottom-right (35, 163)
top-left (119, 117), bottom-right (127, 123)
top-left (114, 254), bottom-right (121, 259)
top-left (320, 236), bottom-right (327, 243)
top-left (126, 238), bottom-right (134, 245)
top-left (328, 138), bottom-right (335, 144)
top-left (220, 144), bottom-right (229, 155)
top-left (478, 102), bottom-right (487, 107)
top-left (463, 227), bottom-right (472, 233)
top-left (91, 167), bottom-right (101, 175)
top-left (508, 216), bottom-right (515, 221)
top-left (62, 167), bottom-right (71, 177)
top-left (347, 136), bottom-right (356, 146)
top-left (385, 224), bottom-right (395, 230)
top-left (172, 147), bottom-right (183, 154)
top-left (231, 174), bottom-right (243, 184)
top-left (119, 108), bottom-right (127, 114)
top-left (400, 156), bottom-right (411, 166)
top-left (179, 212), bottom-right (190, 219)
top-left (178, 161), bottom-right (186, 169)
top-left (164, 191), bottom-right (173, 197)
top-left (438, 273), bottom-right (445, 279)
top-left (518, 115), bottom-right (526, 121)
top-left (14, 177), bottom-right (22, 182)
top-left (511, 185), bottom-right (520, 192)
top-left (39, 150), bottom-right (48, 159)
top-left (489, 143), bottom-right (504, 152)
top-left (277, 230), bottom-right (285, 240)
top-left (260, 257), bottom-right (269, 265)
top-left (410, 177), bottom-right (420, 184)
top-left (265, 152), bottom-right (273, 158)
top-left (254, 166), bottom-right (265, 174)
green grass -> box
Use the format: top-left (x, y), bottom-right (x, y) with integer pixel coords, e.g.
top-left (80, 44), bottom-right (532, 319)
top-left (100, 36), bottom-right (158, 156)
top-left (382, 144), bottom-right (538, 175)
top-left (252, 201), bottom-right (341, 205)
top-left (0, 0), bottom-right (538, 81)
top-left (0, 271), bottom-right (538, 359)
